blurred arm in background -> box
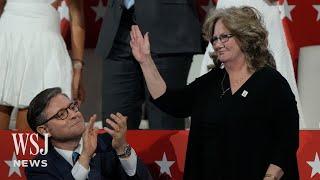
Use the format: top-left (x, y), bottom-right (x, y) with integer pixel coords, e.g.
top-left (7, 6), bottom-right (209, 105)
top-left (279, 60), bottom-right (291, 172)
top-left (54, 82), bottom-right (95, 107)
top-left (69, 0), bottom-right (86, 103)
top-left (0, 0), bottom-right (6, 17)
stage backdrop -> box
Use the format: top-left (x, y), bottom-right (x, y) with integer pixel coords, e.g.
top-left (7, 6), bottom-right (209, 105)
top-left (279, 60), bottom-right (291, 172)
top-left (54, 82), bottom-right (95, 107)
top-left (10, 1), bottom-right (314, 179)
top-left (57, 0), bottom-right (320, 128)
top-left (0, 130), bottom-right (320, 179)
top-left (58, 0), bottom-right (320, 72)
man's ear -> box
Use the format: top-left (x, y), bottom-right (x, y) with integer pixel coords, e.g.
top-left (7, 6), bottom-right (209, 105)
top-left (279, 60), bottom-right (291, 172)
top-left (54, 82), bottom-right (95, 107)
top-left (36, 125), bottom-right (51, 137)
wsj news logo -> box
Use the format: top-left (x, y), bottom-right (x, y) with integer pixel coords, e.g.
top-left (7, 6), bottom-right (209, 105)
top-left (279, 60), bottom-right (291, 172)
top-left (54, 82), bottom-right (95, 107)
top-left (11, 133), bottom-right (49, 168)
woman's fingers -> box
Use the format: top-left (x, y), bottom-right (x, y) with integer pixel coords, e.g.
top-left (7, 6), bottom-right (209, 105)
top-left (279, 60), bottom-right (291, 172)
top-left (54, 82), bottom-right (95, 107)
top-left (132, 25), bottom-right (138, 40)
top-left (130, 26), bottom-right (136, 41)
top-left (144, 32), bottom-right (149, 44)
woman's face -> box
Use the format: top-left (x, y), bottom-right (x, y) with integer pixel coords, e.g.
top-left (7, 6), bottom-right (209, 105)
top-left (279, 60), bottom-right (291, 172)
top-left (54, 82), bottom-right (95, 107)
top-left (212, 19), bottom-right (244, 64)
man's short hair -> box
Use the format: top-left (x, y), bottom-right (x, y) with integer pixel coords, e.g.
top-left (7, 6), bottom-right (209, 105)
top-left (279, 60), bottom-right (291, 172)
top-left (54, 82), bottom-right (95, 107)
top-left (27, 87), bottom-right (62, 133)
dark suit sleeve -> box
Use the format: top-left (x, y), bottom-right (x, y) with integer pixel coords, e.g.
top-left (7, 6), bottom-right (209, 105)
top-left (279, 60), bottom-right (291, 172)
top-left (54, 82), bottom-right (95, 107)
top-left (268, 75), bottom-right (299, 178)
top-left (25, 164), bottom-right (74, 180)
top-left (120, 157), bottom-right (153, 180)
top-left (98, 134), bottom-right (153, 180)
top-left (114, 151), bottom-right (152, 180)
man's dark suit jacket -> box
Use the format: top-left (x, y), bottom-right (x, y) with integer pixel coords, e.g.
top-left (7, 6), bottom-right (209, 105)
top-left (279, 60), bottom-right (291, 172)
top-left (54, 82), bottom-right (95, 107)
top-left (96, 0), bottom-right (202, 59)
top-left (25, 133), bottom-right (152, 180)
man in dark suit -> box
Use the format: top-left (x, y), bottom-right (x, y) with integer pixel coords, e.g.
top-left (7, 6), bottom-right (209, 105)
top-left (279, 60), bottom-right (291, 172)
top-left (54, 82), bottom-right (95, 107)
top-left (25, 87), bottom-right (152, 180)
top-left (96, 0), bottom-right (202, 129)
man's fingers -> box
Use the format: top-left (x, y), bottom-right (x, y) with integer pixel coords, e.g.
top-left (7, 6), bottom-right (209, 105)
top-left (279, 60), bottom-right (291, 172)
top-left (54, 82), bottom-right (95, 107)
top-left (88, 114), bottom-right (97, 129)
top-left (116, 112), bottom-right (127, 126)
top-left (91, 128), bottom-right (99, 137)
top-left (116, 112), bottom-right (124, 118)
top-left (112, 113), bottom-right (127, 128)
top-left (103, 126), bottom-right (115, 136)
top-left (106, 118), bottom-right (120, 132)
top-left (110, 113), bottom-right (121, 124)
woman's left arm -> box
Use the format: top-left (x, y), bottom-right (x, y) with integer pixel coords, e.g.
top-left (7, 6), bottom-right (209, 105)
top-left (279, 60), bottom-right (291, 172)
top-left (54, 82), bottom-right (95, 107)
top-left (69, 0), bottom-right (85, 102)
top-left (266, 76), bottom-right (300, 180)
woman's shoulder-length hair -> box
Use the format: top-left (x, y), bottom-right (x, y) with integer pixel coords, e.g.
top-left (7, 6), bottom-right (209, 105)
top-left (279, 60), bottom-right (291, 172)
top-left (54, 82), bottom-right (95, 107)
top-left (202, 6), bottom-right (276, 71)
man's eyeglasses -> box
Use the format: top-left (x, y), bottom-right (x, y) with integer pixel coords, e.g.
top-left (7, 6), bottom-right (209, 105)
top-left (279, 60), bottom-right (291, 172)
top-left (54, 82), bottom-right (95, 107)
top-left (40, 101), bottom-right (79, 125)
top-left (210, 33), bottom-right (234, 46)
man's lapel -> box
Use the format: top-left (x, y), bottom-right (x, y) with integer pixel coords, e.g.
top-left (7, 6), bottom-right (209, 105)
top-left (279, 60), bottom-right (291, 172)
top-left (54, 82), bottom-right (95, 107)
top-left (50, 148), bottom-right (73, 175)
top-left (88, 133), bottom-right (114, 179)
top-left (88, 153), bottom-right (103, 179)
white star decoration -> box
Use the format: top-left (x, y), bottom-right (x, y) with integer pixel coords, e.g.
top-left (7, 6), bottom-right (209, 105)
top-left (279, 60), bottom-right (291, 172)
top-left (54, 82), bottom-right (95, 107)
top-left (155, 152), bottom-right (175, 177)
top-left (91, 0), bottom-right (107, 22)
top-left (313, 5), bottom-right (320, 21)
top-left (201, 0), bottom-right (216, 14)
top-left (307, 152), bottom-right (320, 178)
top-left (279, 0), bottom-right (296, 21)
top-left (58, 0), bottom-right (70, 21)
top-left (4, 153), bottom-right (22, 177)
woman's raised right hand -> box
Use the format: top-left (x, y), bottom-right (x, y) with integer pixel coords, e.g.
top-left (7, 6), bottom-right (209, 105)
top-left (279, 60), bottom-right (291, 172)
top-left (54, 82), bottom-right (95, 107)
top-left (130, 25), bottom-right (151, 64)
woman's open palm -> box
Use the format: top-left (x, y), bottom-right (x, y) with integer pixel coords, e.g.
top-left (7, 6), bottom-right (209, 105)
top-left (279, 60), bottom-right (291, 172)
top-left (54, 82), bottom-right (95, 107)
top-left (130, 25), bottom-right (151, 64)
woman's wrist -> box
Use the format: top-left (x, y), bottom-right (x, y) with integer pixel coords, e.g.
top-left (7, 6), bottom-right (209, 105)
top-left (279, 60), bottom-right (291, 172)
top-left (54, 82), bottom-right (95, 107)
top-left (139, 55), bottom-right (153, 67)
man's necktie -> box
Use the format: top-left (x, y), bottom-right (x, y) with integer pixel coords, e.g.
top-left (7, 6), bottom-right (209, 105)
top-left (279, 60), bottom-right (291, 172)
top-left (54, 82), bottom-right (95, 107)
top-left (72, 151), bottom-right (80, 165)
top-left (123, 0), bottom-right (134, 9)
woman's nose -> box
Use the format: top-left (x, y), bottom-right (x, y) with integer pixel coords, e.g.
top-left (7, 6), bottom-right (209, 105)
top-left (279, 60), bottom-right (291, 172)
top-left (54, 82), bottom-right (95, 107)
top-left (213, 40), bottom-right (225, 50)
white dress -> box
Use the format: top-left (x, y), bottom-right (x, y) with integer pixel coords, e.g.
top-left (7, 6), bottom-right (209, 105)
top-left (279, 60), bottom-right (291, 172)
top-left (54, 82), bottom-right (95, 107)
top-left (199, 0), bottom-right (305, 128)
top-left (0, 0), bottom-right (72, 108)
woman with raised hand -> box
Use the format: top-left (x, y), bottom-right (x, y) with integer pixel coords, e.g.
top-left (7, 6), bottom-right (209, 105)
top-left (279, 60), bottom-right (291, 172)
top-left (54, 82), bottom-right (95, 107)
top-left (130, 6), bottom-right (299, 180)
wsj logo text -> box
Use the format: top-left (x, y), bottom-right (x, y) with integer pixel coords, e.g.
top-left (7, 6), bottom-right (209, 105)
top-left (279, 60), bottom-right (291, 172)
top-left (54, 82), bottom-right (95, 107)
top-left (11, 133), bottom-right (49, 167)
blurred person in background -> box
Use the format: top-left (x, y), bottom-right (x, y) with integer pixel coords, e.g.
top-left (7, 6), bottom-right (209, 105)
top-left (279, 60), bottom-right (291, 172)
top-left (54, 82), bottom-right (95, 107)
top-left (0, 0), bottom-right (85, 130)
top-left (96, 0), bottom-right (202, 130)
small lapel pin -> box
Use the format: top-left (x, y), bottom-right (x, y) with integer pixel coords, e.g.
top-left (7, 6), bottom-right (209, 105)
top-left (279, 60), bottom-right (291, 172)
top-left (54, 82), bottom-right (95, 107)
top-left (241, 90), bottom-right (248, 97)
